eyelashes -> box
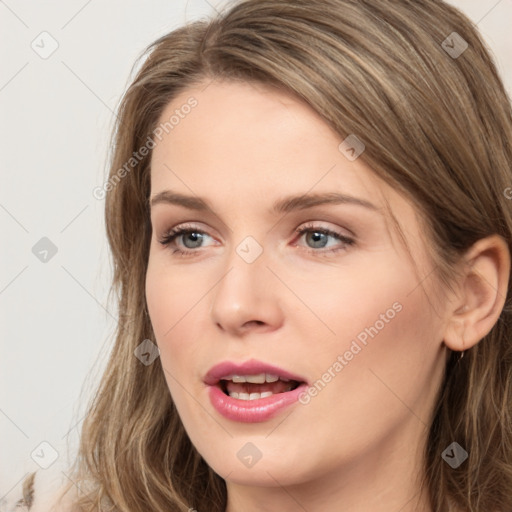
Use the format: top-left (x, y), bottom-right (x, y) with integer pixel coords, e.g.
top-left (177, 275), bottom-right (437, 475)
top-left (157, 222), bottom-right (355, 258)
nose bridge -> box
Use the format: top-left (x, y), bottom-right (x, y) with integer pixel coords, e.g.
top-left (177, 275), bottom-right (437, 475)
top-left (209, 231), bottom-right (281, 333)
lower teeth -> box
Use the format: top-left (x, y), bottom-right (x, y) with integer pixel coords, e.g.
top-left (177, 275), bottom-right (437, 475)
top-left (222, 381), bottom-right (300, 400)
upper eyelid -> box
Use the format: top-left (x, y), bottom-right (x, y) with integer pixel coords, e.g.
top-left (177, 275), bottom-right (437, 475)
top-left (160, 221), bottom-right (347, 236)
top-left (160, 222), bottom-right (352, 245)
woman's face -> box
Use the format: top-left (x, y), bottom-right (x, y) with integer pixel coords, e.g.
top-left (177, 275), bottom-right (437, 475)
top-left (146, 79), bottom-right (450, 492)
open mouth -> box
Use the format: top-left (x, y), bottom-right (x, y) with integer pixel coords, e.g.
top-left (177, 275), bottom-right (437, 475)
top-left (218, 374), bottom-right (302, 400)
top-left (205, 362), bottom-right (309, 421)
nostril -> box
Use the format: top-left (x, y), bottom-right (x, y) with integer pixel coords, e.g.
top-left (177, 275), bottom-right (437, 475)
top-left (244, 320), bottom-right (264, 328)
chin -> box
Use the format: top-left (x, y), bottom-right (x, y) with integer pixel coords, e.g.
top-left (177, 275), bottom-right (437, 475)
top-left (199, 441), bottom-right (319, 488)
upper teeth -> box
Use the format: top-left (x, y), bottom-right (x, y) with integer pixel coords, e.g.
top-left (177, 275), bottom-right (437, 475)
top-left (226, 373), bottom-right (290, 383)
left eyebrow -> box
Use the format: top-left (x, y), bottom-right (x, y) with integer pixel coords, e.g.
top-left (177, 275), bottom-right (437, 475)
top-left (271, 191), bottom-right (379, 214)
top-left (149, 190), bottom-right (380, 214)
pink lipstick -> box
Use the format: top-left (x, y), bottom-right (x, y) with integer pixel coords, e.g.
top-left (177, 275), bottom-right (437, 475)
top-left (204, 359), bottom-right (309, 423)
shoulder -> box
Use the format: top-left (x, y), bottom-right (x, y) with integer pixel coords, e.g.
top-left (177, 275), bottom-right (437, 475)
top-left (0, 465), bottom-right (79, 512)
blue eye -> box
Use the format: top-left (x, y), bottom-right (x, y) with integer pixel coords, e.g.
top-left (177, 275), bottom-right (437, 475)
top-left (158, 222), bottom-right (355, 257)
top-left (158, 225), bottom-right (213, 255)
top-left (294, 224), bottom-right (354, 253)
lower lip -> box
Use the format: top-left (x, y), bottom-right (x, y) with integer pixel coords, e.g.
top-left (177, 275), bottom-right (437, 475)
top-left (207, 383), bottom-right (308, 423)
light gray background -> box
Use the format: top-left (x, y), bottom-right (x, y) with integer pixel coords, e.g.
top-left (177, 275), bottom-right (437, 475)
top-left (1, 0), bottom-right (511, 501)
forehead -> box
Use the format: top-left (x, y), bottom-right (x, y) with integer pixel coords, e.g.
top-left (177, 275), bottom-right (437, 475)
top-left (151, 80), bottom-right (377, 199)
top-left (149, 79), bottom-right (424, 253)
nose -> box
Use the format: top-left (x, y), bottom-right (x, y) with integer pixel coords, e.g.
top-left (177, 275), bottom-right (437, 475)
top-left (209, 243), bottom-right (284, 337)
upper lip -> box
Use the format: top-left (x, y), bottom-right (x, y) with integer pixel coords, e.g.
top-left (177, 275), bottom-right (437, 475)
top-left (204, 359), bottom-right (309, 386)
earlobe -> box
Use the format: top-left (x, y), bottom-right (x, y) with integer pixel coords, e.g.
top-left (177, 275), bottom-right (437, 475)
top-left (443, 234), bottom-right (510, 352)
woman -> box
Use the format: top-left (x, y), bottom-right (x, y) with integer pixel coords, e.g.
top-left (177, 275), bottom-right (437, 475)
top-left (5, 0), bottom-right (512, 510)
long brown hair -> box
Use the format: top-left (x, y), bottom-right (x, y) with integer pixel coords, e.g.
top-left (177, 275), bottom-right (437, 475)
top-left (46, 1), bottom-right (512, 510)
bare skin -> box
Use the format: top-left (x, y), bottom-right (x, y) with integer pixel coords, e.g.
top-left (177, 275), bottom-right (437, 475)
top-left (145, 79), bottom-right (510, 512)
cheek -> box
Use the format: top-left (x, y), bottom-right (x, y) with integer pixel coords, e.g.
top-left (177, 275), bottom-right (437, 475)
top-left (145, 254), bottom-right (208, 372)
top-left (145, 260), bottom-right (174, 364)
top-left (145, 263), bottom-right (201, 420)
top-left (300, 266), bottom-right (442, 441)
top-left (296, 254), bottom-right (439, 391)
top-left (289, 256), bottom-right (414, 348)
top-left (146, 248), bottom-right (198, 331)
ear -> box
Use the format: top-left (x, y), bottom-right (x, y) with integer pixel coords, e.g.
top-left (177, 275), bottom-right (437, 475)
top-left (443, 234), bottom-right (510, 352)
